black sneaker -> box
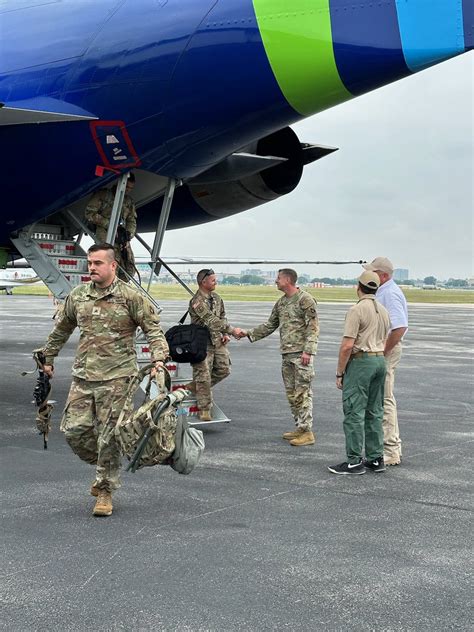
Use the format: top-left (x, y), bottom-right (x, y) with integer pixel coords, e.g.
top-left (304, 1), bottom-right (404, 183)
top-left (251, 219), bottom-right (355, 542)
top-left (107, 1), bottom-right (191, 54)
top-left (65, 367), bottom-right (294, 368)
top-left (327, 461), bottom-right (366, 475)
top-left (363, 457), bottom-right (386, 473)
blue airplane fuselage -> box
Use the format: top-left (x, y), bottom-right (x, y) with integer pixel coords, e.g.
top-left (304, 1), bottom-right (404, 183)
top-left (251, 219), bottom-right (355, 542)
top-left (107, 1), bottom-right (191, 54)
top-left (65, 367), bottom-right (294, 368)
top-left (0, 0), bottom-right (472, 249)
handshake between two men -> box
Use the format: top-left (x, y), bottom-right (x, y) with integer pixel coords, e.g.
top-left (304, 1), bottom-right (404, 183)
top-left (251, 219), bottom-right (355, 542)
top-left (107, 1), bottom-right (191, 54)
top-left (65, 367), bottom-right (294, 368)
top-left (230, 327), bottom-right (248, 340)
top-left (192, 268), bottom-right (318, 441)
top-left (218, 328), bottom-right (247, 346)
top-left (227, 327), bottom-right (312, 367)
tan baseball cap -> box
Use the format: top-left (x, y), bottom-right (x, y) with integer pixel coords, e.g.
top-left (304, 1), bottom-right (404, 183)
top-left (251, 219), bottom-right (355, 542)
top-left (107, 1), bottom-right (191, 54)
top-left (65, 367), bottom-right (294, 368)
top-left (358, 270), bottom-right (381, 290)
top-left (363, 257), bottom-right (394, 274)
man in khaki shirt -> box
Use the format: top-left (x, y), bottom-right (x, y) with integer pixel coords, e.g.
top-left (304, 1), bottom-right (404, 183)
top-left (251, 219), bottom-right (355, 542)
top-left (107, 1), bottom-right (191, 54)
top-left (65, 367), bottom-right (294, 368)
top-left (328, 271), bottom-right (390, 475)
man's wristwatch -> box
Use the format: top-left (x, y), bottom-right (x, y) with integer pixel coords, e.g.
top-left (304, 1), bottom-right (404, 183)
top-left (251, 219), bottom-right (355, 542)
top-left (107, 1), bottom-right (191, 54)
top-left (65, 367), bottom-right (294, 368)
top-left (336, 373), bottom-right (344, 378)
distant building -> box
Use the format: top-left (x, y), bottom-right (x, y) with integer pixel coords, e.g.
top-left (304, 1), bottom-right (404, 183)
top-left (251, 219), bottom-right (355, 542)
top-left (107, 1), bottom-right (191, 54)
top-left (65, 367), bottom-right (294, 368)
top-left (240, 268), bottom-right (278, 283)
top-left (393, 268), bottom-right (409, 282)
top-left (241, 268), bottom-right (262, 276)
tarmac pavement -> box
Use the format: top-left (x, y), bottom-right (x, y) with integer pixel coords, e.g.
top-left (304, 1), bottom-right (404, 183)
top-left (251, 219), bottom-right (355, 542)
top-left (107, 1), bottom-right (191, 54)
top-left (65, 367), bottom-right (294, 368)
top-left (1, 296), bottom-right (473, 631)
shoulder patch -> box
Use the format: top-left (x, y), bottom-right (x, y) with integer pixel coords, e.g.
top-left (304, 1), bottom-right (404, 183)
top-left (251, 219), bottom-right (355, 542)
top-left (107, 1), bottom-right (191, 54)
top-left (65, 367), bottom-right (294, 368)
top-left (193, 301), bottom-right (206, 313)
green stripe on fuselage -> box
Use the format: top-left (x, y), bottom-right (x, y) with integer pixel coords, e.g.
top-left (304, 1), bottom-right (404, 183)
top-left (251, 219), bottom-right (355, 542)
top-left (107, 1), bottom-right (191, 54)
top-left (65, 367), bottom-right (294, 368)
top-left (252, 0), bottom-right (352, 116)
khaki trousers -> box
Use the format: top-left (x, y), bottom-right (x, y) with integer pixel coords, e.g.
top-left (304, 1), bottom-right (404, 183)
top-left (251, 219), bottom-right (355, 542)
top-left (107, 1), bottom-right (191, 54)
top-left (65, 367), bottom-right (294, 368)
top-left (383, 343), bottom-right (402, 462)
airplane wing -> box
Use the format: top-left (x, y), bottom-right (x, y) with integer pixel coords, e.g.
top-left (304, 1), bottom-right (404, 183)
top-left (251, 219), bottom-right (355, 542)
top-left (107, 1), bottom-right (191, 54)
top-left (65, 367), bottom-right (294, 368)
top-left (135, 257), bottom-right (366, 266)
top-left (0, 98), bottom-right (97, 126)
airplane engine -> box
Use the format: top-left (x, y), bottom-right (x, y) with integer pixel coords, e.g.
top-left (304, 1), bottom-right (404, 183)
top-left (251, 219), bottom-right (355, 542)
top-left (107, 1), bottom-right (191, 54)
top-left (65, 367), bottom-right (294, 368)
top-left (185, 126), bottom-right (304, 217)
top-left (137, 127), bottom-right (336, 231)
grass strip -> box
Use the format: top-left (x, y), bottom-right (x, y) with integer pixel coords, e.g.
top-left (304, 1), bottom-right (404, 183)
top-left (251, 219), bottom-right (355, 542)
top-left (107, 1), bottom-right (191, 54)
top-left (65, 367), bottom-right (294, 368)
top-left (7, 284), bottom-right (474, 304)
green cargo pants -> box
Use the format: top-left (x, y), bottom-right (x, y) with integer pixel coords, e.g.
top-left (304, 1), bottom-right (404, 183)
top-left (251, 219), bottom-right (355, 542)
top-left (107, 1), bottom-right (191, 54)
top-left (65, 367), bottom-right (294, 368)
top-left (342, 354), bottom-right (386, 463)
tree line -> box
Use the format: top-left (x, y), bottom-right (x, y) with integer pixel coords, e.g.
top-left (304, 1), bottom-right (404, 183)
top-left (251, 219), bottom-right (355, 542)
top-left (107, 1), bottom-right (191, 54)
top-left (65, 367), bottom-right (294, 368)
top-left (221, 275), bottom-right (471, 287)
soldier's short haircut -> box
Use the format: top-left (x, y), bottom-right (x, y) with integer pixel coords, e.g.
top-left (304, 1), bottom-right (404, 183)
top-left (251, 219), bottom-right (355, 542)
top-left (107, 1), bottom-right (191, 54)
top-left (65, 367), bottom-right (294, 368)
top-left (358, 282), bottom-right (377, 295)
top-left (278, 268), bottom-right (297, 284)
top-left (88, 243), bottom-right (116, 262)
top-left (197, 268), bottom-right (215, 284)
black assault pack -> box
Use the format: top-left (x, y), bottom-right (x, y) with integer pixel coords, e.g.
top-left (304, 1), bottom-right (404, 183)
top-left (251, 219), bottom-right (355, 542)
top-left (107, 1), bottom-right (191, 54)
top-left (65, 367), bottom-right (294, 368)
top-left (165, 311), bottom-right (209, 364)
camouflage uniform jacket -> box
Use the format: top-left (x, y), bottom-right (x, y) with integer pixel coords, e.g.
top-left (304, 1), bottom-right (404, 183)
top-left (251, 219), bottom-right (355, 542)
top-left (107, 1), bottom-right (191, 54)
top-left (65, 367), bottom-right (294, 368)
top-left (247, 289), bottom-right (319, 355)
top-left (188, 289), bottom-right (233, 349)
top-left (84, 188), bottom-right (137, 243)
top-left (42, 278), bottom-right (168, 381)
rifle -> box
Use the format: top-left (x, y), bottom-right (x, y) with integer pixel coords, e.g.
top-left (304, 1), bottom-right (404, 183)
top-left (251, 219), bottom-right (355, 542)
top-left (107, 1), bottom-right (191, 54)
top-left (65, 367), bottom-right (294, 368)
top-left (22, 351), bottom-right (54, 449)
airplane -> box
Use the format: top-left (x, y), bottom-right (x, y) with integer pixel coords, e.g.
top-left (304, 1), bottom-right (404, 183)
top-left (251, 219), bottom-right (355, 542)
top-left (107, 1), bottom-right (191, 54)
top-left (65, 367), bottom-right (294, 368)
top-left (0, 0), bottom-right (472, 277)
top-left (0, 268), bottom-right (40, 294)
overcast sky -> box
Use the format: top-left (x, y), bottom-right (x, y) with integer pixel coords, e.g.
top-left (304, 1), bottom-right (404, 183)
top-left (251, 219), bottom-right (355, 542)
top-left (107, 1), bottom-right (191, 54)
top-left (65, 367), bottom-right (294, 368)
top-left (143, 52), bottom-right (473, 281)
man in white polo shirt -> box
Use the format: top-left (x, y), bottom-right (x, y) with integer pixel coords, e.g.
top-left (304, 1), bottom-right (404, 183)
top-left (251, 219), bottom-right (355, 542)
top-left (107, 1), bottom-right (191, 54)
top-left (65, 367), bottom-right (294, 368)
top-left (363, 257), bottom-right (408, 466)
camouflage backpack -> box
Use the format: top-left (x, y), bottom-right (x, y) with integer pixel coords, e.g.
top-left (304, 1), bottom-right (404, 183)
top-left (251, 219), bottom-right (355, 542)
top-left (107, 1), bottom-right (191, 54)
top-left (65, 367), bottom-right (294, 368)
top-left (114, 366), bottom-right (179, 470)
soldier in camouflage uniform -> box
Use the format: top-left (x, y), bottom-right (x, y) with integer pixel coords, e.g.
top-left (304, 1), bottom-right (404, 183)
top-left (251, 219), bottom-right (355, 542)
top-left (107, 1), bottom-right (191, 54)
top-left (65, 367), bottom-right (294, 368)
top-left (85, 173), bottom-right (137, 280)
top-left (39, 243), bottom-right (168, 517)
top-left (188, 269), bottom-right (238, 421)
top-left (236, 269), bottom-right (319, 446)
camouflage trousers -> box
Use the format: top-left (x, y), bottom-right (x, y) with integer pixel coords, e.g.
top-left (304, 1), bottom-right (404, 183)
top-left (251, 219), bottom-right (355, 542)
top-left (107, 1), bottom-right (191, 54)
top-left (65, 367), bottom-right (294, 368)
top-left (192, 346), bottom-right (231, 410)
top-left (281, 352), bottom-right (315, 431)
top-left (115, 244), bottom-right (135, 280)
top-left (60, 376), bottom-right (134, 491)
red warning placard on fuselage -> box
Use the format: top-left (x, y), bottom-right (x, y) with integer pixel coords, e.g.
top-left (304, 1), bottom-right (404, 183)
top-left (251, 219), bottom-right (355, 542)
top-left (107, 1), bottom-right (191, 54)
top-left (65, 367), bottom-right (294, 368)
top-left (90, 120), bottom-right (141, 169)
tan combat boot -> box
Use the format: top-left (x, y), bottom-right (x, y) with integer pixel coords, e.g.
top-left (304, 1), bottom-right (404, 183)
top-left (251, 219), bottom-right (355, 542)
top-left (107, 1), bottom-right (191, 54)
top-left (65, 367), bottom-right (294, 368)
top-left (90, 483), bottom-right (99, 497)
top-left (93, 490), bottom-right (113, 517)
top-left (289, 431), bottom-right (315, 446)
top-left (282, 429), bottom-right (303, 440)
top-left (199, 409), bottom-right (212, 422)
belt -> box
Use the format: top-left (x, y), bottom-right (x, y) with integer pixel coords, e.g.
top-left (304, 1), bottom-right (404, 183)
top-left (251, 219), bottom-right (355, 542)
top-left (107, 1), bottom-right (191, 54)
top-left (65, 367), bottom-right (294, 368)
top-left (352, 351), bottom-right (384, 358)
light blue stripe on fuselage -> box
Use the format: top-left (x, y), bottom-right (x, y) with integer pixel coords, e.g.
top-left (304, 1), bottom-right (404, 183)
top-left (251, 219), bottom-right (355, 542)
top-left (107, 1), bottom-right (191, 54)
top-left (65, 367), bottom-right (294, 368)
top-left (395, 0), bottom-right (465, 72)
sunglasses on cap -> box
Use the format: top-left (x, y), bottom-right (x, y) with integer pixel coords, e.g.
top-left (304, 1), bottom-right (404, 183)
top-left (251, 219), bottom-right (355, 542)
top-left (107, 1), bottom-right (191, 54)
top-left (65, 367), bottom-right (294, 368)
top-left (199, 269), bottom-right (214, 280)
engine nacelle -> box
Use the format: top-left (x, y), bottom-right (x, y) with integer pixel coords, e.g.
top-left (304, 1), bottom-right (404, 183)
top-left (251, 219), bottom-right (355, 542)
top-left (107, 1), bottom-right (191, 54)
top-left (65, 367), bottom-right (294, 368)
top-left (137, 127), bottom-right (336, 231)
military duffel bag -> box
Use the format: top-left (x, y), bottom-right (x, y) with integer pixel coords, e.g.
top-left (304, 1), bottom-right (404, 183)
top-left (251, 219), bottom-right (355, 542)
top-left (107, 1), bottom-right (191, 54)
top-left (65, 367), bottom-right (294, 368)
top-left (114, 365), bottom-right (178, 470)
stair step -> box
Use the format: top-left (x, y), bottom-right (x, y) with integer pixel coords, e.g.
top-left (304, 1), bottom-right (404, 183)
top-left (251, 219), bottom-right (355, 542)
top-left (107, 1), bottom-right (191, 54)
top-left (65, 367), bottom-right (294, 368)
top-left (62, 273), bottom-right (92, 286)
top-left (48, 255), bottom-right (89, 273)
top-left (37, 240), bottom-right (79, 256)
top-left (30, 224), bottom-right (71, 240)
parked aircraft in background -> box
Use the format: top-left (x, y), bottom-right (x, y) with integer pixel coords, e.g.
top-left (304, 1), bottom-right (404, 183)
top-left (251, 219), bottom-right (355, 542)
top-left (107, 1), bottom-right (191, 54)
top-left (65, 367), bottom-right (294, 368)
top-left (0, 0), bottom-right (472, 268)
top-left (0, 269), bottom-right (40, 294)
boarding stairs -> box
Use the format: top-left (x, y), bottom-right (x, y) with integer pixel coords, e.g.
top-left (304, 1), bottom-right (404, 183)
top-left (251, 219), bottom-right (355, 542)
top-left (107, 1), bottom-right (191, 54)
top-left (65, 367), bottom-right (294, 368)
top-left (10, 216), bottom-right (162, 315)
top-left (10, 222), bottom-right (91, 300)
